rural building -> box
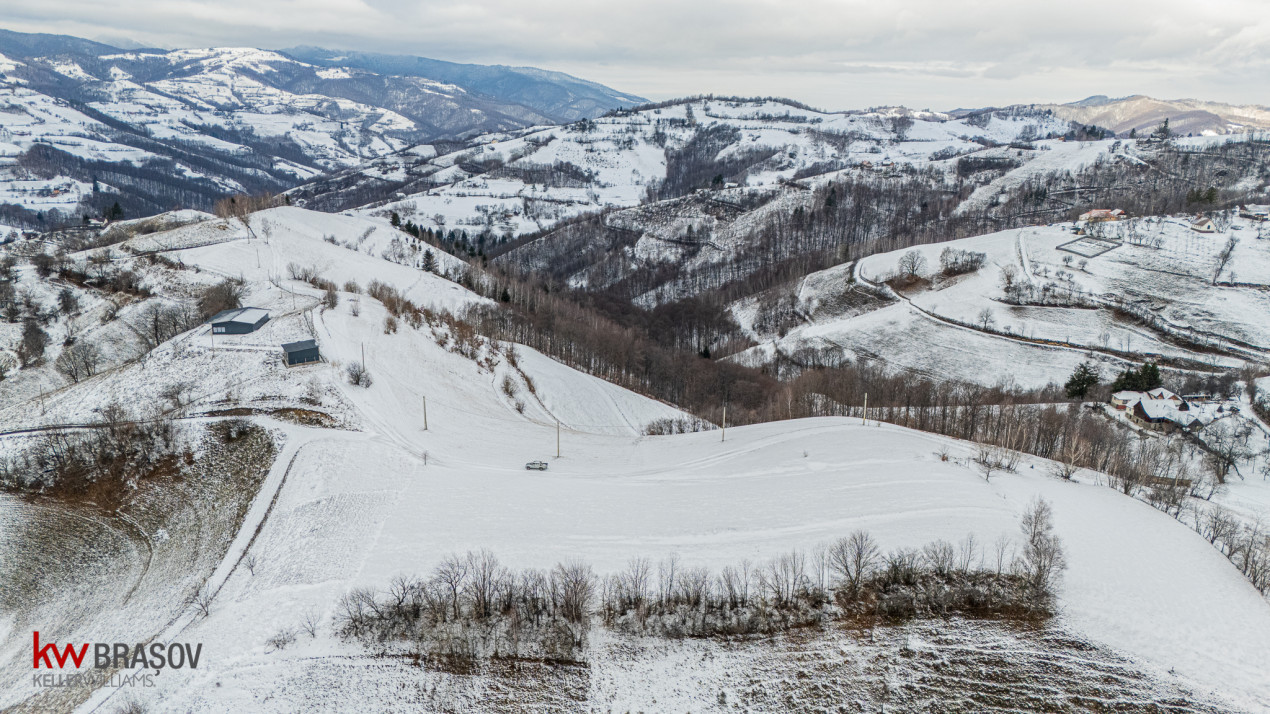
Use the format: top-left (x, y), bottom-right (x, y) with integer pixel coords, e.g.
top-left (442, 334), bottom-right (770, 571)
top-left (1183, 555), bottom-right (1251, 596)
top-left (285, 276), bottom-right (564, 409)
top-left (1120, 389), bottom-right (1209, 431)
top-left (282, 339), bottom-right (321, 366)
top-left (1238, 205), bottom-right (1268, 222)
top-left (1144, 387), bottom-right (1184, 404)
top-left (1079, 208), bottom-right (1125, 223)
top-left (210, 307), bottom-right (270, 334)
top-left (1190, 217), bottom-right (1216, 233)
top-left (1111, 391), bottom-right (1140, 410)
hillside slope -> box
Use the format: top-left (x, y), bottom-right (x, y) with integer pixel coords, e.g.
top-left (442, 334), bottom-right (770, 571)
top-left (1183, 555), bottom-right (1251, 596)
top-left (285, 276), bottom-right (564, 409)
top-left (1039, 95), bottom-right (1270, 137)
top-left (0, 207), bottom-right (1265, 712)
top-left (731, 210), bottom-right (1270, 388)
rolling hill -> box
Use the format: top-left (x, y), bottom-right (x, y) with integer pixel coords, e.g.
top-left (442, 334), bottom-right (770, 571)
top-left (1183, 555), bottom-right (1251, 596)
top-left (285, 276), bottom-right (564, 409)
top-left (0, 207), bottom-right (1267, 712)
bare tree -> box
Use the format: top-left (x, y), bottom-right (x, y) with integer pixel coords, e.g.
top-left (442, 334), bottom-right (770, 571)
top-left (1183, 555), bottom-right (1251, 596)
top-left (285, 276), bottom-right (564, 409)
top-left (956, 533), bottom-right (980, 574)
top-left (190, 584), bottom-right (214, 618)
top-left (922, 539), bottom-right (957, 576)
top-left (54, 340), bottom-right (101, 383)
top-left (1050, 437), bottom-right (1089, 480)
top-left (992, 534), bottom-right (1013, 576)
top-left (464, 549), bottom-right (508, 619)
top-left (322, 287), bottom-right (339, 310)
top-left (974, 442), bottom-right (1005, 481)
top-left (17, 319), bottom-right (49, 366)
top-left (657, 554), bottom-right (679, 606)
top-left (198, 279), bottom-right (245, 319)
top-left (1016, 498), bottom-right (1066, 594)
top-left (976, 308), bottom-right (996, 331)
top-left (433, 554), bottom-right (469, 621)
top-left (897, 250), bottom-right (927, 279)
top-left (1213, 236), bottom-right (1238, 284)
top-left (345, 361), bottom-right (373, 388)
top-left (827, 530), bottom-right (879, 595)
top-left (1202, 420), bottom-right (1254, 484)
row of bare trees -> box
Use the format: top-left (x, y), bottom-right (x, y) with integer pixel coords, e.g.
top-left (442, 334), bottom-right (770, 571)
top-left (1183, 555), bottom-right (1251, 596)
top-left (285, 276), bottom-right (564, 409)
top-left (600, 500), bottom-right (1062, 638)
top-left (335, 551), bottom-right (595, 666)
top-left (0, 401), bottom-right (187, 504)
top-left (336, 502), bottom-right (1063, 663)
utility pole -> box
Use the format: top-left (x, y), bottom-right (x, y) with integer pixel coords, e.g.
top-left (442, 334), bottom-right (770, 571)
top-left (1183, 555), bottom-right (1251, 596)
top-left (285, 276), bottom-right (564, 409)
top-left (721, 403), bottom-right (727, 442)
top-left (556, 418), bottom-right (561, 458)
top-left (361, 342), bottom-right (365, 367)
top-left (863, 393), bottom-right (868, 425)
top-left (422, 396), bottom-right (428, 430)
top-left (210, 328), bottom-right (214, 351)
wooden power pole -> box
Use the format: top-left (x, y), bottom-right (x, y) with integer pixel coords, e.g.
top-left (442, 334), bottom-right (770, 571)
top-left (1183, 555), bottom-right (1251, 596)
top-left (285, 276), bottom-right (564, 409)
top-left (721, 403), bottom-right (727, 442)
top-left (863, 393), bottom-right (868, 425)
top-left (556, 418), bottom-right (561, 458)
top-left (422, 396), bottom-right (428, 430)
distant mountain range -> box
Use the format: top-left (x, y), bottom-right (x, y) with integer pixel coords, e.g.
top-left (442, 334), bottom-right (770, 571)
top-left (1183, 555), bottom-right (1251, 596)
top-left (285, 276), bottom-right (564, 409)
top-left (283, 47), bottom-right (646, 124)
top-left (0, 28), bottom-right (643, 224)
top-left (2, 24), bottom-right (1267, 233)
top-left (971, 95), bottom-right (1270, 137)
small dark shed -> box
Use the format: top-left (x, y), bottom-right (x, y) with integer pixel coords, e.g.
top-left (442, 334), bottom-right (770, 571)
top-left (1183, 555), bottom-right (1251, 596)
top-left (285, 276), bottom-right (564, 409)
top-left (210, 307), bottom-right (270, 334)
top-left (281, 339), bottom-right (320, 366)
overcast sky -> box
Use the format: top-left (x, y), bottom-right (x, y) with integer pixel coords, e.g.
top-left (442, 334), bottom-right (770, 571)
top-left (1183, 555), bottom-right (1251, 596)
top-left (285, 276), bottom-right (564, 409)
top-left (1, 0), bottom-right (1267, 110)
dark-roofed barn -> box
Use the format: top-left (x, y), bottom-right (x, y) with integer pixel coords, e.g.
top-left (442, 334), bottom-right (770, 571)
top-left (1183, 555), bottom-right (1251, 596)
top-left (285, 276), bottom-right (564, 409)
top-left (282, 339), bottom-right (320, 366)
top-left (210, 307), bottom-right (270, 334)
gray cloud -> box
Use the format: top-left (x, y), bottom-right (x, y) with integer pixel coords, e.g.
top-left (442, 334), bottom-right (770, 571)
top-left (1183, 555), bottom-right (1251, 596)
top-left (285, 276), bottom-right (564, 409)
top-left (0, 0), bottom-right (1266, 109)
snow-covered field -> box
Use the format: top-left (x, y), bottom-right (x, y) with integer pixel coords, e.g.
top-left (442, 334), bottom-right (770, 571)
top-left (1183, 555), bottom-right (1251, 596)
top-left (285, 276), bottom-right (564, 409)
top-left (1, 207), bottom-right (1268, 712)
top-left (736, 213), bottom-right (1270, 388)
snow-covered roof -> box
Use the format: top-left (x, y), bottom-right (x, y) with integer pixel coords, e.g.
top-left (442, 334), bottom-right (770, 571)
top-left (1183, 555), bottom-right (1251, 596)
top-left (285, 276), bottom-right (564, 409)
top-left (1113, 390), bottom-right (1141, 400)
top-left (1145, 388), bottom-right (1179, 401)
top-left (281, 339), bottom-right (317, 353)
top-left (1136, 399), bottom-right (1175, 420)
top-left (210, 307), bottom-right (269, 325)
top-left (1080, 209), bottom-right (1124, 221)
top-left (1132, 394), bottom-right (1212, 428)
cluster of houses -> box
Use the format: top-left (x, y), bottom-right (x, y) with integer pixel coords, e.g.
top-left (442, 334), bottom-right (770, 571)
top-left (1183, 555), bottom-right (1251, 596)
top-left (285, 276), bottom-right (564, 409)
top-left (1074, 206), bottom-right (1264, 235)
top-left (1078, 208), bottom-right (1125, 223)
top-left (1111, 388), bottom-right (1213, 431)
top-left (1190, 206), bottom-right (1268, 233)
top-left (208, 308), bottom-right (321, 367)
top-left (1239, 205), bottom-right (1269, 222)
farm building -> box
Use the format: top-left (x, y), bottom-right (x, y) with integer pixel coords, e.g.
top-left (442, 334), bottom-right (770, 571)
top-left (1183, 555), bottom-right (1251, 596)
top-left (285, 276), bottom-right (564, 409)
top-left (1238, 205), bottom-right (1268, 221)
top-left (1113, 388), bottom-right (1210, 431)
top-left (282, 339), bottom-right (321, 366)
top-left (210, 307), bottom-right (270, 334)
top-left (1123, 392), bottom-right (1209, 431)
top-left (1079, 208), bottom-right (1125, 223)
top-left (1111, 391), bottom-right (1140, 409)
top-left (1190, 217), bottom-right (1217, 233)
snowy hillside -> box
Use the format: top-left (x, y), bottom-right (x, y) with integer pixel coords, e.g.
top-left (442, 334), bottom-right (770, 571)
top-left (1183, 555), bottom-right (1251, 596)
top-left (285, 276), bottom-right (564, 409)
top-left (299, 97), bottom-right (1073, 234)
top-left (0, 206), bottom-right (1267, 712)
top-left (733, 210), bottom-right (1270, 388)
top-left (0, 29), bottom-right (642, 225)
top-left (1036, 95), bottom-right (1270, 138)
